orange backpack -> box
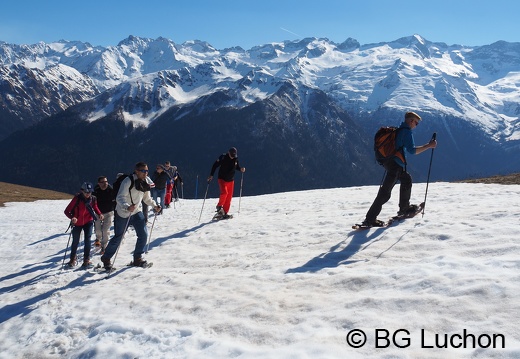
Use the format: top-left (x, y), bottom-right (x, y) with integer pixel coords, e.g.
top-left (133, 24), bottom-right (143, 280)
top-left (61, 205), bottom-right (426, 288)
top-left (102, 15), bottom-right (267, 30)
top-left (374, 126), bottom-right (405, 165)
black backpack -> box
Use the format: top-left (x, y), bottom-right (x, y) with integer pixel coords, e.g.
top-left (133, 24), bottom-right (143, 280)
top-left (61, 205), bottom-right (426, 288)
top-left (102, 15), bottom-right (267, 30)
top-left (112, 174), bottom-right (135, 202)
top-left (374, 126), bottom-right (405, 165)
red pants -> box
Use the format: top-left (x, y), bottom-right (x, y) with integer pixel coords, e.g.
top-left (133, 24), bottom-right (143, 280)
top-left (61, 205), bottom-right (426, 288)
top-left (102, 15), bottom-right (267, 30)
top-left (164, 183), bottom-right (173, 205)
top-left (217, 179), bottom-right (235, 214)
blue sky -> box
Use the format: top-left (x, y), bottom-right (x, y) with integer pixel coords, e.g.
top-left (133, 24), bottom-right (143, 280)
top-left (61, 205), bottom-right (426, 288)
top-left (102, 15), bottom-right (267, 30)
top-left (1, 0), bottom-right (518, 49)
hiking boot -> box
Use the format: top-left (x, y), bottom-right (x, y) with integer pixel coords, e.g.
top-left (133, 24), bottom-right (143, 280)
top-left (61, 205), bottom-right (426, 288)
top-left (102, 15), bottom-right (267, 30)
top-left (397, 204), bottom-right (419, 216)
top-left (94, 240), bottom-right (101, 247)
top-left (101, 256), bottom-right (112, 270)
top-left (131, 257), bottom-right (148, 267)
top-left (361, 219), bottom-right (386, 227)
top-left (216, 206), bottom-right (225, 216)
top-left (67, 256), bottom-right (77, 267)
top-left (81, 260), bottom-right (93, 268)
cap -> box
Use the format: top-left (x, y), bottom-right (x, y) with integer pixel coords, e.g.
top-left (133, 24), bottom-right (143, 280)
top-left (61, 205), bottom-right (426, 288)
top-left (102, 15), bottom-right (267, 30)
top-left (80, 182), bottom-right (94, 193)
top-left (229, 147), bottom-right (237, 158)
top-left (405, 111), bottom-right (422, 122)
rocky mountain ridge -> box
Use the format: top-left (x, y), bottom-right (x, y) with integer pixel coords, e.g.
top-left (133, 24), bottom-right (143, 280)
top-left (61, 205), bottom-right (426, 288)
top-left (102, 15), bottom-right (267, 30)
top-left (0, 34), bottom-right (519, 194)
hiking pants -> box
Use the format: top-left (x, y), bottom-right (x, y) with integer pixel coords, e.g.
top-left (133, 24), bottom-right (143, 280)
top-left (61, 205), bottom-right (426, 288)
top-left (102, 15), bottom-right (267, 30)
top-left (95, 211), bottom-right (113, 249)
top-left (70, 221), bottom-right (94, 261)
top-left (164, 183), bottom-right (173, 205)
top-left (217, 179), bottom-right (235, 214)
top-left (102, 211), bottom-right (148, 262)
top-left (365, 160), bottom-right (412, 221)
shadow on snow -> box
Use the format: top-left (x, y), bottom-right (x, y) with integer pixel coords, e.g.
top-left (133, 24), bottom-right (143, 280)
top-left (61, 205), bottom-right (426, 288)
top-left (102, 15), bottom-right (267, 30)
top-left (285, 226), bottom-right (408, 273)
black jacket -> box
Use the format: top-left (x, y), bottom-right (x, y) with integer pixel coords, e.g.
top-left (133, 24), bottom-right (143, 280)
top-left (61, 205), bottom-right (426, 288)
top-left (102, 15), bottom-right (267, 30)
top-left (93, 184), bottom-right (115, 213)
top-left (151, 171), bottom-right (169, 190)
top-left (210, 154), bottom-right (242, 182)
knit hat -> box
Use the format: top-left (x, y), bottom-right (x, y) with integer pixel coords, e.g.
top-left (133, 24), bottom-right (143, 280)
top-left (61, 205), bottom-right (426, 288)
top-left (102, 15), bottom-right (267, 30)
top-left (229, 147), bottom-right (237, 158)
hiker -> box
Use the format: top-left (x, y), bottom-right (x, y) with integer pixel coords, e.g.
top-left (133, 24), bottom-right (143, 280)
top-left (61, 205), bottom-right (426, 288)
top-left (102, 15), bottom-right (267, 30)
top-left (63, 182), bottom-right (104, 267)
top-left (142, 175), bottom-right (155, 223)
top-left (163, 161), bottom-right (175, 208)
top-left (362, 111), bottom-right (437, 227)
top-left (207, 147), bottom-right (245, 219)
top-left (151, 164), bottom-right (168, 214)
top-left (93, 176), bottom-right (115, 253)
top-left (171, 166), bottom-right (183, 202)
top-left (101, 162), bottom-right (161, 269)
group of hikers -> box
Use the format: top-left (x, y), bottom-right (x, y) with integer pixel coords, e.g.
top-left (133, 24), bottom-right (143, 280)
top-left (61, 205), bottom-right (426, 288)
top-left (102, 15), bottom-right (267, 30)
top-left (63, 147), bottom-right (246, 270)
top-left (62, 112), bottom-right (437, 271)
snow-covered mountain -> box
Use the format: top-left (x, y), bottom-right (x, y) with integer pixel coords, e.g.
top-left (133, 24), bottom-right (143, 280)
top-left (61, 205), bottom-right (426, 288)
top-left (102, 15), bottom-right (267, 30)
top-left (2, 34), bottom-right (519, 141)
top-left (0, 35), bottom-right (519, 194)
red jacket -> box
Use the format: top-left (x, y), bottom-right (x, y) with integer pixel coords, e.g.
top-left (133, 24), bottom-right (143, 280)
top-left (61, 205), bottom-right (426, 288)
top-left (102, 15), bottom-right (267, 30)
top-left (64, 193), bottom-right (102, 227)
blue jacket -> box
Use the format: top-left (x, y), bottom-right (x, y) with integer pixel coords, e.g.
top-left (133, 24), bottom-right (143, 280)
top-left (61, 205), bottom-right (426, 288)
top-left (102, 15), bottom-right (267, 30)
top-left (394, 122), bottom-right (416, 167)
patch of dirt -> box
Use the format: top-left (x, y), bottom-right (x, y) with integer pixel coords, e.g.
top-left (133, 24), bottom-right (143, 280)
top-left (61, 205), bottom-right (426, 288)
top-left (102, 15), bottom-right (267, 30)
top-left (1, 173), bottom-right (519, 207)
top-left (457, 173), bottom-right (520, 185)
top-left (0, 182), bottom-right (72, 207)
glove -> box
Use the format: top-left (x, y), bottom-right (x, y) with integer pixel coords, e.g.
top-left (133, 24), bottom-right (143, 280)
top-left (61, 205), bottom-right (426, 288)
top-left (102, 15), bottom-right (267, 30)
top-left (207, 176), bottom-right (213, 183)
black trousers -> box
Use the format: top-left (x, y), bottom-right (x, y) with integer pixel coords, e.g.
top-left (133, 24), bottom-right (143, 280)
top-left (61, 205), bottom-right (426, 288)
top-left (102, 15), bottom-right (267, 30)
top-left (366, 160), bottom-right (412, 221)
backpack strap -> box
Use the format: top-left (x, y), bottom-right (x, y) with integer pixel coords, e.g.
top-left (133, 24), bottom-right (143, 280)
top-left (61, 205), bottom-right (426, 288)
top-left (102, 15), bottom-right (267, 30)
top-left (394, 127), bottom-right (408, 168)
top-left (69, 194), bottom-right (81, 218)
top-left (128, 175), bottom-right (135, 205)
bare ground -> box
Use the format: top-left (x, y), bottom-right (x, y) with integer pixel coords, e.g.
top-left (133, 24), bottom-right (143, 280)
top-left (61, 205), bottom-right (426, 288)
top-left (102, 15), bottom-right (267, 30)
top-left (0, 182), bottom-right (72, 207)
top-left (1, 173), bottom-right (519, 207)
top-left (456, 172), bottom-right (520, 185)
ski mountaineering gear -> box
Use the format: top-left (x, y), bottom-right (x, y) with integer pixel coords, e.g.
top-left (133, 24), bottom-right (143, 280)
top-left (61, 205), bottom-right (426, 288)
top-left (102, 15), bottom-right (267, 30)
top-left (352, 202), bottom-right (425, 230)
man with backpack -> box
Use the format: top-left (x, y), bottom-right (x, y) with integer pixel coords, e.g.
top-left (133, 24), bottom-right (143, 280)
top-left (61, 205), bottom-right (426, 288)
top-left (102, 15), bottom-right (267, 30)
top-left (101, 162), bottom-right (161, 269)
top-left (362, 111), bottom-right (437, 227)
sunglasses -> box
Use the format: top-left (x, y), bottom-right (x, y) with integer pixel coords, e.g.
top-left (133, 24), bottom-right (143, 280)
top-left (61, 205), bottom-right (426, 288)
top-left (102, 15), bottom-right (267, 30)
top-left (138, 169), bottom-right (149, 173)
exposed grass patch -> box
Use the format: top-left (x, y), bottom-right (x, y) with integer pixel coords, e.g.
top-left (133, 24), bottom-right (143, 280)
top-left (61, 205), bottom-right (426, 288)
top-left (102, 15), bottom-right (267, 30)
top-left (0, 182), bottom-right (72, 207)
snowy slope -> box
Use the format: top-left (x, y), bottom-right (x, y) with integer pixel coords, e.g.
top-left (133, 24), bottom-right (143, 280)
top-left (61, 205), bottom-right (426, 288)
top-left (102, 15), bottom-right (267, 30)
top-left (1, 183), bottom-right (519, 358)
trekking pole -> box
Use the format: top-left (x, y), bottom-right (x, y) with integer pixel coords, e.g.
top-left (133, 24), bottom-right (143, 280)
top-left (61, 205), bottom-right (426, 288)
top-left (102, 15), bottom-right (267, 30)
top-left (61, 222), bottom-right (74, 269)
top-left (107, 215), bottom-right (132, 278)
top-left (379, 170), bottom-right (387, 188)
top-left (174, 187), bottom-right (181, 206)
top-left (195, 175), bottom-right (199, 199)
top-left (422, 132), bottom-right (437, 217)
top-left (181, 183), bottom-right (184, 199)
top-left (198, 181), bottom-right (210, 222)
top-left (238, 172), bottom-right (244, 215)
top-left (145, 213), bottom-right (157, 253)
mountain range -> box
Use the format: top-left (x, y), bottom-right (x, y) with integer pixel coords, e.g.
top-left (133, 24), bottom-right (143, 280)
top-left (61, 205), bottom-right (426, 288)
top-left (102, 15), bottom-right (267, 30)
top-left (0, 34), bottom-right (519, 196)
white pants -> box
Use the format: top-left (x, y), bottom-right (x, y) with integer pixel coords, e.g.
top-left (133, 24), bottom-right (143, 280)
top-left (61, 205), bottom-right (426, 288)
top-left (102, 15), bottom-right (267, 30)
top-left (94, 211), bottom-right (113, 248)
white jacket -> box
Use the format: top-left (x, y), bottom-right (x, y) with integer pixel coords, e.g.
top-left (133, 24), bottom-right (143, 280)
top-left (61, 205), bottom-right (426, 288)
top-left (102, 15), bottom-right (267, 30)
top-left (115, 174), bottom-right (157, 218)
